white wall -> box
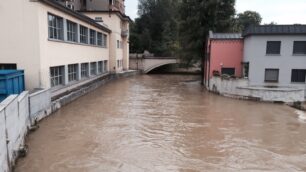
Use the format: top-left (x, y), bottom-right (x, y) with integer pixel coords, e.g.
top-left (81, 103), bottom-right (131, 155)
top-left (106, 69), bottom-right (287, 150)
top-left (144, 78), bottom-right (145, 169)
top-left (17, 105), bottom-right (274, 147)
top-left (0, 93), bottom-right (29, 170)
top-left (83, 12), bottom-right (129, 72)
top-left (243, 35), bottom-right (306, 96)
top-left (209, 77), bottom-right (305, 103)
top-left (0, 0), bottom-right (41, 90)
top-left (0, 106), bottom-right (9, 172)
top-left (37, 4), bottom-right (110, 88)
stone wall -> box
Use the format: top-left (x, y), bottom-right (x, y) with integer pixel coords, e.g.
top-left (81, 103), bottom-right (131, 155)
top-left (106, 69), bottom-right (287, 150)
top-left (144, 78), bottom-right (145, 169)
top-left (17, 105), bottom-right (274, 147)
top-left (209, 77), bottom-right (305, 103)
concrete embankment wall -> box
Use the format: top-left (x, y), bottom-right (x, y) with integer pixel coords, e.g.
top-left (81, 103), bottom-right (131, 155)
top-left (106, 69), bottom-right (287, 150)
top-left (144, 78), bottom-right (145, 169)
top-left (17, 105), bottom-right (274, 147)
top-left (209, 77), bottom-right (305, 103)
top-left (0, 71), bottom-right (139, 172)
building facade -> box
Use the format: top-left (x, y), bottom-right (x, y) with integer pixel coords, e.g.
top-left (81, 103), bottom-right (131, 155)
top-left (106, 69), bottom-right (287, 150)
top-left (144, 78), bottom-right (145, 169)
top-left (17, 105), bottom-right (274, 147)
top-left (205, 32), bottom-right (244, 85)
top-left (243, 25), bottom-right (306, 96)
top-left (205, 25), bottom-right (306, 98)
top-left (0, 0), bottom-right (130, 93)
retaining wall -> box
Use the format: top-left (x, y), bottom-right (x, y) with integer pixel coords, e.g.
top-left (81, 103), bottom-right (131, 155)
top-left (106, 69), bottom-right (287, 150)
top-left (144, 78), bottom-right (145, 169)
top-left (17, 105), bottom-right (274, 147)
top-left (209, 77), bottom-right (305, 103)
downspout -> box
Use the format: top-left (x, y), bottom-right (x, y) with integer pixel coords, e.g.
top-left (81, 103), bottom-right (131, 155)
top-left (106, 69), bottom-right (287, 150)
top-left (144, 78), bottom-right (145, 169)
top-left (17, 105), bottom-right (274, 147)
top-left (207, 39), bottom-right (212, 88)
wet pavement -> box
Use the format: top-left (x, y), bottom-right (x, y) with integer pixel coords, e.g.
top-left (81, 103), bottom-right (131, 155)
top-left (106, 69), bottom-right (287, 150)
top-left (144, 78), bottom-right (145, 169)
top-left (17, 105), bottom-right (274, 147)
top-left (15, 75), bottom-right (306, 172)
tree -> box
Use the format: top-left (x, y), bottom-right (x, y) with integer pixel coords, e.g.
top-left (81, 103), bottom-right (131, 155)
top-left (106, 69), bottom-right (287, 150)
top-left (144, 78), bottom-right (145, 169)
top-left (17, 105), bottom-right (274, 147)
top-left (130, 0), bottom-right (179, 56)
top-left (236, 11), bottom-right (262, 31)
top-left (178, 0), bottom-right (236, 83)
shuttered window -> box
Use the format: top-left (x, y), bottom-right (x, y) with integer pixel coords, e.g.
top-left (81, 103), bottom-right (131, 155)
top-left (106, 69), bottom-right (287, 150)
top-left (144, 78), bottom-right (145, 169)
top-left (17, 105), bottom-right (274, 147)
top-left (265, 69), bottom-right (279, 82)
top-left (293, 41), bottom-right (306, 54)
top-left (266, 41), bottom-right (281, 55)
top-left (291, 69), bottom-right (306, 83)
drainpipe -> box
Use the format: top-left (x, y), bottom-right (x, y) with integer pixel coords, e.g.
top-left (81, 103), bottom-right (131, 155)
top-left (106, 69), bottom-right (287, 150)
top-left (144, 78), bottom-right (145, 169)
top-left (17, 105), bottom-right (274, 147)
top-left (207, 39), bottom-right (212, 88)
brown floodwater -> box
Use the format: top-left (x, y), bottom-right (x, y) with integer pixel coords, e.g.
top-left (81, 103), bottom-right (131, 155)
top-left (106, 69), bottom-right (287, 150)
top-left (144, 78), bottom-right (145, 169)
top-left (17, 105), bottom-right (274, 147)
top-left (15, 75), bottom-right (306, 172)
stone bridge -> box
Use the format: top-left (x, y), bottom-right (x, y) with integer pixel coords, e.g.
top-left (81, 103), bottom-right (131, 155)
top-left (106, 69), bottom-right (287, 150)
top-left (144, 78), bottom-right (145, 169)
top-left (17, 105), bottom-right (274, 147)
top-left (129, 54), bottom-right (178, 73)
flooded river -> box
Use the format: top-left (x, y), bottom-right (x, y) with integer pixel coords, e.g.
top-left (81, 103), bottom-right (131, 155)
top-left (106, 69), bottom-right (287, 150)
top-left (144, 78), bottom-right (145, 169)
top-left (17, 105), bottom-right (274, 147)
top-left (16, 75), bottom-right (306, 172)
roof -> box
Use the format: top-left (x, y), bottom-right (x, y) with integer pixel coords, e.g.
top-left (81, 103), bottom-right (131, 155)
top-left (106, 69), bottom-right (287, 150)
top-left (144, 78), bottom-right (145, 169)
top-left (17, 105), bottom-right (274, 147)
top-left (39, 0), bottom-right (111, 33)
top-left (209, 31), bottom-right (242, 40)
top-left (243, 25), bottom-right (306, 37)
top-left (79, 10), bottom-right (133, 22)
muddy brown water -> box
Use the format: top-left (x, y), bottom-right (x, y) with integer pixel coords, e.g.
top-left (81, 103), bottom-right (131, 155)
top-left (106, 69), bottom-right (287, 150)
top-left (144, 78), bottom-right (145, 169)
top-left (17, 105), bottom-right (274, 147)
top-left (15, 75), bottom-right (306, 172)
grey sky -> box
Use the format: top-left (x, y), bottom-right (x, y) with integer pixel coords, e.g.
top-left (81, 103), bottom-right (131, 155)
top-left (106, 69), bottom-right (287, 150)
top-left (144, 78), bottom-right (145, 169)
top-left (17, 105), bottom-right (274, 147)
top-left (125, 0), bottom-right (306, 24)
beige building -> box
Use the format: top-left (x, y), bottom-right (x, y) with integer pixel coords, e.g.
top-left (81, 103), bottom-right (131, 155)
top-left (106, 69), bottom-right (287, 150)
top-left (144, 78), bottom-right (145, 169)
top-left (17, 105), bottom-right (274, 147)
top-left (0, 0), bottom-right (130, 92)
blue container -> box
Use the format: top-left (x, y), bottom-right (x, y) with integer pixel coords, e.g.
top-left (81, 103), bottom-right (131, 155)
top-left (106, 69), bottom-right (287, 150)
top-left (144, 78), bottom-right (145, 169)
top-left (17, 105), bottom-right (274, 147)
top-left (0, 70), bottom-right (25, 102)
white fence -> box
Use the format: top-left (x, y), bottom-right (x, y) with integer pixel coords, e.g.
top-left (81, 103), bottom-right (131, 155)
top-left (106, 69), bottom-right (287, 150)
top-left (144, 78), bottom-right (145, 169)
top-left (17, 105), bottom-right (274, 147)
top-left (0, 89), bottom-right (51, 172)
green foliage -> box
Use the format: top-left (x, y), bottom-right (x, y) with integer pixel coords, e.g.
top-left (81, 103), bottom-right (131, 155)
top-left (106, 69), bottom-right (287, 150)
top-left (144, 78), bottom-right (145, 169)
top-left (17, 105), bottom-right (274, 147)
top-left (178, 0), bottom-right (236, 65)
top-left (130, 0), bottom-right (179, 56)
top-left (235, 11), bottom-right (262, 31)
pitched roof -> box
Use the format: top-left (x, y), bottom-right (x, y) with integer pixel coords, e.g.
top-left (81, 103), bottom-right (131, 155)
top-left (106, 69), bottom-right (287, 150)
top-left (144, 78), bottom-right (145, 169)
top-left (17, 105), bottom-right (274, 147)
top-left (39, 0), bottom-right (111, 33)
top-left (209, 31), bottom-right (242, 40)
top-left (243, 25), bottom-right (306, 37)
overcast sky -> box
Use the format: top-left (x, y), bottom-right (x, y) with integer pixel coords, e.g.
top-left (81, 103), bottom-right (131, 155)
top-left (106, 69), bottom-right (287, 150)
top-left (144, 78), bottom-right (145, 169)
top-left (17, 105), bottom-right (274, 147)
top-left (125, 0), bottom-right (306, 24)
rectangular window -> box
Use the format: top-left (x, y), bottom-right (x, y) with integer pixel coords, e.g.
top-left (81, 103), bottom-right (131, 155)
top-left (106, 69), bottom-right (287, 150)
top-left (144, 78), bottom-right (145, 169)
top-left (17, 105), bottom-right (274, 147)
top-left (265, 69), bottom-right (279, 82)
top-left (104, 60), bottom-right (108, 72)
top-left (117, 40), bottom-right (120, 48)
top-left (90, 29), bottom-right (96, 45)
top-left (291, 69), bottom-right (306, 83)
top-left (90, 62), bottom-right (97, 75)
top-left (68, 64), bottom-right (78, 82)
top-left (81, 63), bottom-right (89, 78)
top-left (221, 68), bottom-right (235, 76)
top-left (102, 34), bottom-right (107, 47)
top-left (97, 32), bottom-right (102, 46)
top-left (0, 63), bottom-right (17, 70)
top-left (79, 25), bottom-right (88, 44)
top-left (48, 14), bottom-right (64, 40)
top-left (50, 66), bottom-right (65, 87)
top-left (266, 41), bottom-right (281, 55)
top-left (67, 20), bottom-right (77, 42)
top-left (98, 61), bottom-right (103, 74)
top-left (293, 41), bottom-right (306, 54)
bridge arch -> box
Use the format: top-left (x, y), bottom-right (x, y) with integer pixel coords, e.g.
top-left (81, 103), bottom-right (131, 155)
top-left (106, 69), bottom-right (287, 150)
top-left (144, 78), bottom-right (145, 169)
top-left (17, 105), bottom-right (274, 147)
top-left (144, 61), bottom-right (177, 73)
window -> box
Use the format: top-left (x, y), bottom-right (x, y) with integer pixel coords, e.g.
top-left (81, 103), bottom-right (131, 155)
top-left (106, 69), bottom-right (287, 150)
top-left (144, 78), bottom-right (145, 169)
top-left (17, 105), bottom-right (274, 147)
top-left (97, 32), bottom-right (102, 46)
top-left (50, 66), bottom-right (65, 87)
top-left (98, 61), bottom-right (103, 74)
top-left (293, 41), bottom-right (306, 54)
top-left (266, 41), bottom-right (281, 55)
top-left (90, 29), bottom-right (96, 45)
top-left (0, 63), bottom-right (17, 70)
top-left (104, 60), bottom-right (108, 72)
top-left (102, 34), bottom-right (107, 47)
top-left (291, 69), bottom-right (306, 83)
top-left (265, 69), bottom-right (279, 82)
top-left (79, 25), bottom-right (88, 44)
top-left (221, 68), bottom-right (235, 76)
top-left (81, 63), bottom-right (89, 78)
top-left (68, 64), bottom-right (78, 82)
top-left (90, 62), bottom-right (97, 75)
top-left (95, 17), bottom-right (103, 22)
top-left (67, 20), bottom-right (77, 42)
top-left (117, 40), bottom-right (120, 48)
top-left (48, 14), bottom-right (63, 40)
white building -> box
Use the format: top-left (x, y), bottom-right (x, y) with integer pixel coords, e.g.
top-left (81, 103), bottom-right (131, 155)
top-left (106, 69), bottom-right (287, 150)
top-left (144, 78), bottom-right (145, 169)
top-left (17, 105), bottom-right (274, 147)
top-left (0, 0), bottom-right (130, 93)
top-left (243, 25), bottom-right (306, 97)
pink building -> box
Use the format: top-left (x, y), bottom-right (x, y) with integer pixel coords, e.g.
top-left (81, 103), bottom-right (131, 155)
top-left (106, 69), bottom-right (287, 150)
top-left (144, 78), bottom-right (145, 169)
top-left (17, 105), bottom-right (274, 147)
top-left (204, 31), bottom-right (244, 86)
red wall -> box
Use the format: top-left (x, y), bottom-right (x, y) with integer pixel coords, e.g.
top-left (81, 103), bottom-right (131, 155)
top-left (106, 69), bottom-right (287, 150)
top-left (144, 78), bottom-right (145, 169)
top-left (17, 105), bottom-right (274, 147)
top-left (209, 39), bottom-right (244, 78)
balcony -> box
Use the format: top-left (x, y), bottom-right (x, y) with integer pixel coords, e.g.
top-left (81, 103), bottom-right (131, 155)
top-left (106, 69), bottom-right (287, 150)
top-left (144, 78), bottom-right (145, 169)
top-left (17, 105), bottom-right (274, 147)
top-left (121, 29), bottom-right (129, 37)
